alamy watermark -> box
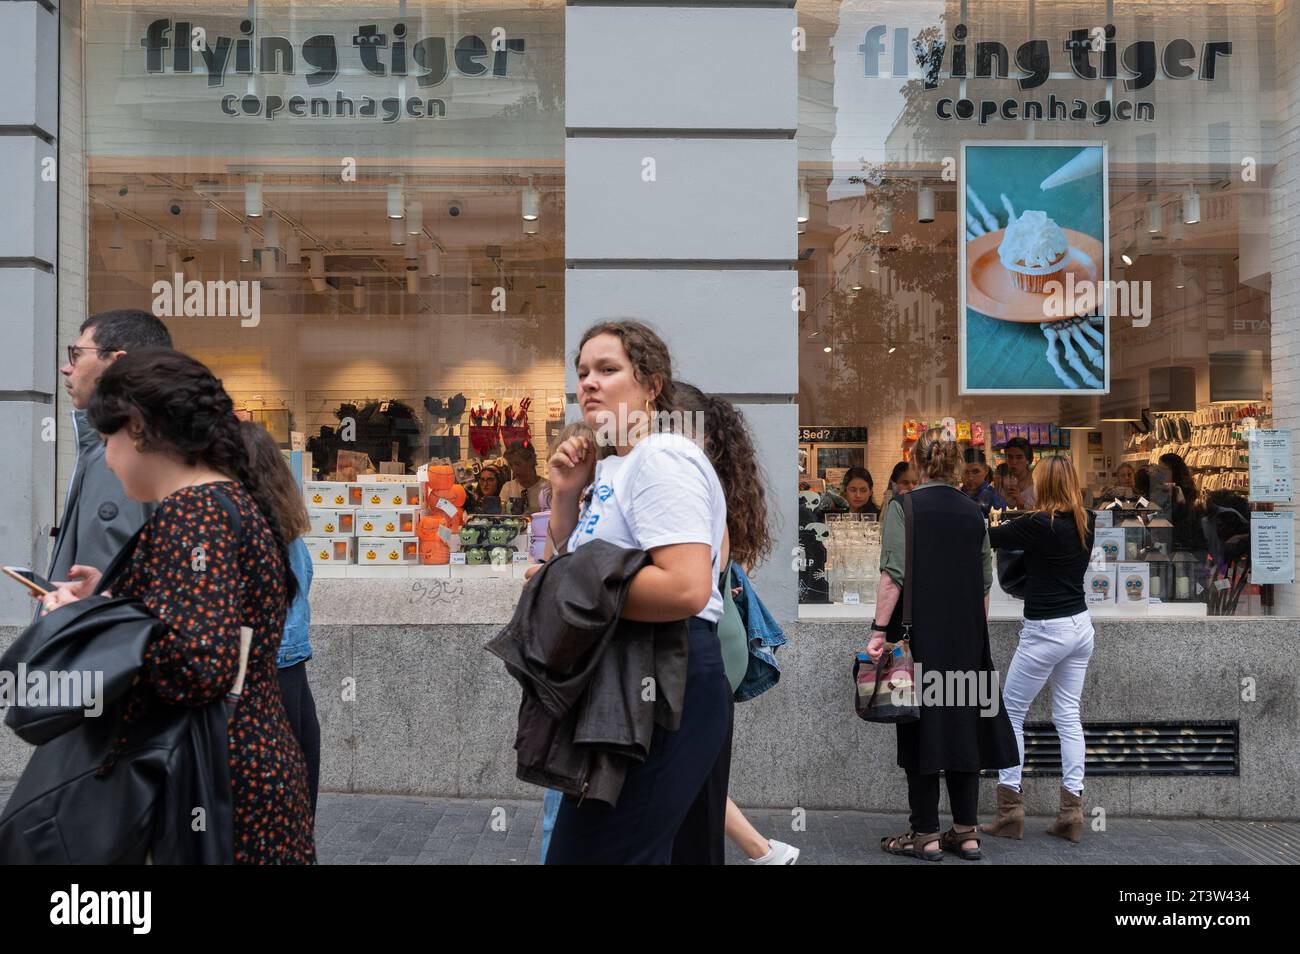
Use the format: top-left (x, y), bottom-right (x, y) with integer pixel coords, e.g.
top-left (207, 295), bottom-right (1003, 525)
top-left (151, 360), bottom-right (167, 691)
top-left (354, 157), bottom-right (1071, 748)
top-left (590, 406), bottom-right (707, 448)
top-left (888, 662), bottom-right (1002, 718)
top-left (152, 273), bottom-right (261, 327)
top-left (0, 665), bottom-right (104, 718)
top-left (1042, 274), bottom-right (1152, 327)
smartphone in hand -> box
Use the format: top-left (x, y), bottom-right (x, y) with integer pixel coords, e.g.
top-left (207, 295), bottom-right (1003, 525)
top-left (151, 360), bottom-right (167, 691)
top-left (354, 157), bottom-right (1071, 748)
top-left (2, 566), bottom-right (54, 597)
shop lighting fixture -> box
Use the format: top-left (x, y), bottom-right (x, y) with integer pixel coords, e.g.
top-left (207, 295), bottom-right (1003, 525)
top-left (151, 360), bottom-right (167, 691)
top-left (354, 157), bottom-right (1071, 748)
top-left (798, 181), bottom-right (810, 224)
top-left (1150, 204), bottom-right (1168, 238)
top-left (876, 204), bottom-right (892, 234)
top-left (1121, 249), bottom-right (1134, 266)
top-left (823, 345), bottom-right (832, 353)
top-left (245, 179), bottom-right (262, 218)
top-left (353, 281), bottom-right (365, 309)
top-left (524, 218), bottom-right (539, 236)
top-left (1183, 187), bottom-right (1201, 224)
top-left (152, 234), bottom-right (167, 268)
top-left (1170, 210), bottom-right (1185, 242)
top-left (308, 250), bottom-right (324, 278)
top-left (238, 230), bottom-right (253, 263)
top-left (425, 247), bottom-right (441, 276)
top-left (917, 183), bottom-right (935, 223)
top-left (406, 201), bottom-right (423, 235)
top-left (1174, 257), bottom-right (1186, 288)
top-left (109, 213), bottom-right (125, 250)
top-left (286, 230), bottom-right (301, 263)
top-left (390, 217), bottom-right (406, 246)
top-left (263, 214), bottom-right (280, 249)
top-left (888, 346), bottom-right (897, 354)
top-left (200, 203), bottom-right (218, 242)
top-left (406, 267), bottom-right (420, 294)
top-left (405, 239), bottom-right (419, 261)
top-left (260, 248), bottom-right (276, 277)
top-left (387, 183), bottom-right (404, 219)
top-left (850, 262), bottom-right (864, 292)
top-left (1137, 227), bottom-right (1151, 255)
top-left (522, 181), bottom-right (540, 221)
top-left (796, 221), bottom-right (807, 234)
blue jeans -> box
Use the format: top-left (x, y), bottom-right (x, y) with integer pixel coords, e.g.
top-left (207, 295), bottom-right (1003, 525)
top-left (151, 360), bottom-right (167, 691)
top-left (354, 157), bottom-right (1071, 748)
top-left (539, 788), bottom-right (563, 863)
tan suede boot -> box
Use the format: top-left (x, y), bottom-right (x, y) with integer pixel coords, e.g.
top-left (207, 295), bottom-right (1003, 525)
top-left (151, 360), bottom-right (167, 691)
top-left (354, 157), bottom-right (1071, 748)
top-left (982, 784), bottom-right (1025, 839)
top-left (1046, 786), bottom-right (1084, 843)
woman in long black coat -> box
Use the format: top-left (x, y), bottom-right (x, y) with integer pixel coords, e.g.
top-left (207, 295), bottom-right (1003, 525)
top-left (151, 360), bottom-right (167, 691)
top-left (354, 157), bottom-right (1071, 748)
top-left (866, 428), bottom-right (1018, 861)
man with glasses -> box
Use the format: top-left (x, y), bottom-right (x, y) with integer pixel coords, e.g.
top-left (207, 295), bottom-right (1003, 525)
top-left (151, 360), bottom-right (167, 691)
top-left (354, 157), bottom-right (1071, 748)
top-left (46, 310), bottom-right (173, 592)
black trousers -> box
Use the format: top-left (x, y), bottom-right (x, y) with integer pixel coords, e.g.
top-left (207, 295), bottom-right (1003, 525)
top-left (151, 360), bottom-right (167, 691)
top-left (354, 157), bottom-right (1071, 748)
top-left (671, 686), bottom-right (734, 865)
top-left (906, 770), bottom-right (979, 834)
top-left (547, 618), bottom-right (731, 865)
top-left (277, 661), bottom-right (321, 818)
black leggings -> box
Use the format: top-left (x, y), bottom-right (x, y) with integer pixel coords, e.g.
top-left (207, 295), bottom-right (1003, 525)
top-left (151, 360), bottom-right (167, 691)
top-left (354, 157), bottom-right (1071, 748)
top-left (906, 770), bottom-right (979, 834)
top-left (546, 617), bottom-right (731, 865)
top-left (277, 661), bottom-right (321, 818)
top-left (671, 687), bottom-right (734, 865)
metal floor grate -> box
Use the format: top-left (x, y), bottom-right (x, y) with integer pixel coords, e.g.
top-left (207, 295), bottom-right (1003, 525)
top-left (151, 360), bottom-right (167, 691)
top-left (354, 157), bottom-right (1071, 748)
top-left (988, 720), bottom-right (1239, 776)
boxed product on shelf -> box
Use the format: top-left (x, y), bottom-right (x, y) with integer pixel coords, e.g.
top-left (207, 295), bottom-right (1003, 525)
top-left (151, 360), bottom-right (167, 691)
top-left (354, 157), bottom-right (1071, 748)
top-left (307, 508), bottom-right (355, 536)
top-left (304, 481), bottom-right (362, 509)
top-left (1117, 562), bottom-right (1151, 606)
top-left (1085, 566), bottom-right (1117, 604)
top-left (355, 507), bottom-right (419, 536)
top-left (356, 482), bottom-right (423, 508)
top-left (304, 536), bottom-right (356, 564)
top-left (356, 537), bottom-right (420, 565)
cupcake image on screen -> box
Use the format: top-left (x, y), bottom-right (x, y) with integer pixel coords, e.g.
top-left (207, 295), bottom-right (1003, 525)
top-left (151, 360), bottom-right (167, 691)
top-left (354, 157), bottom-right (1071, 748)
top-left (997, 210), bottom-right (1069, 293)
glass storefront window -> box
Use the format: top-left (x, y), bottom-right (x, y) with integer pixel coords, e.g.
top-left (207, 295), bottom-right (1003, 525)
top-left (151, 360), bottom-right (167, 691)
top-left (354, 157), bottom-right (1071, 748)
top-left (796, 0), bottom-right (1283, 617)
top-left (80, 0), bottom-right (565, 576)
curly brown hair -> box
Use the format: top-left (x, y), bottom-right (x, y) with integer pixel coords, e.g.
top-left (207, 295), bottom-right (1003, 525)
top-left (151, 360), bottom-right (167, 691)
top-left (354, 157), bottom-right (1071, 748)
top-left (674, 382), bottom-right (774, 569)
top-left (575, 319), bottom-right (677, 414)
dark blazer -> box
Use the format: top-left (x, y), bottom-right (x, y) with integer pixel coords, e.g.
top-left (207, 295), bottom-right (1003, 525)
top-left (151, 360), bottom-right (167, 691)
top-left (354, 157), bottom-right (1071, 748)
top-left (484, 539), bottom-right (689, 808)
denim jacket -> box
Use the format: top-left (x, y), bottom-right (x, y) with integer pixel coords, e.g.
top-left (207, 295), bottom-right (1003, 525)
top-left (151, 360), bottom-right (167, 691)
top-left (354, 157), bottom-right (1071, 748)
top-left (277, 538), bottom-right (313, 669)
top-left (731, 564), bottom-right (786, 702)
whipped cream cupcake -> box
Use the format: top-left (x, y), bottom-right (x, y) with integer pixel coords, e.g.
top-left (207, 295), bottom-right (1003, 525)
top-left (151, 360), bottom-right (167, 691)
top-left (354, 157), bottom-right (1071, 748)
top-left (997, 210), bottom-right (1069, 292)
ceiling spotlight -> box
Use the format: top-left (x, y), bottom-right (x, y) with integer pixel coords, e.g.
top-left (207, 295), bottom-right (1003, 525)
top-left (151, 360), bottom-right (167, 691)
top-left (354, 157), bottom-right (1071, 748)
top-left (876, 204), bottom-right (893, 234)
top-left (353, 281), bottom-right (365, 309)
top-left (1183, 187), bottom-right (1201, 224)
top-left (425, 247), bottom-right (441, 276)
top-left (406, 267), bottom-right (420, 294)
top-left (797, 181), bottom-right (810, 224)
top-left (406, 201), bottom-right (423, 235)
top-left (1147, 199), bottom-right (1162, 234)
top-left (109, 213), bottom-right (125, 250)
top-left (1170, 212), bottom-right (1185, 242)
top-left (823, 345), bottom-right (832, 353)
top-left (151, 234), bottom-right (167, 268)
top-left (390, 217), bottom-right (406, 246)
top-left (263, 214), bottom-right (280, 249)
top-left (387, 183), bottom-right (404, 219)
top-left (285, 230), bottom-right (301, 263)
top-left (522, 181), bottom-right (540, 221)
top-left (308, 250), bottom-right (324, 278)
top-left (1174, 257), bottom-right (1186, 289)
top-left (245, 179), bottom-right (263, 218)
top-left (260, 248), bottom-right (276, 277)
top-left (238, 230), bottom-right (253, 263)
top-left (850, 263), bottom-right (864, 292)
top-left (917, 183), bottom-right (935, 223)
top-left (405, 239), bottom-right (419, 261)
top-left (888, 346), bottom-right (897, 354)
top-left (1121, 250), bottom-right (1134, 266)
top-left (200, 203), bottom-right (218, 242)
top-left (523, 218), bottom-right (539, 236)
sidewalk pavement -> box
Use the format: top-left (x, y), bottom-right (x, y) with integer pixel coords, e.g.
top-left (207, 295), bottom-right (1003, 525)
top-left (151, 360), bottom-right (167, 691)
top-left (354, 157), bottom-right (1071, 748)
top-left (2, 783), bottom-right (1294, 864)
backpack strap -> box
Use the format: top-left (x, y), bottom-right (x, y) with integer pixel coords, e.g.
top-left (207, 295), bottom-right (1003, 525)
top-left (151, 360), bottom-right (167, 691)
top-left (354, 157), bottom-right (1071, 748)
top-left (901, 491), bottom-right (915, 638)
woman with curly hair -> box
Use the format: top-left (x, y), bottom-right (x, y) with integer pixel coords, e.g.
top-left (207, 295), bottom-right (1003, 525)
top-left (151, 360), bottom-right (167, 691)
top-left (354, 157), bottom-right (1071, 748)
top-left (671, 383), bottom-right (797, 864)
top-left (41, 348), bottom-right (315, 864)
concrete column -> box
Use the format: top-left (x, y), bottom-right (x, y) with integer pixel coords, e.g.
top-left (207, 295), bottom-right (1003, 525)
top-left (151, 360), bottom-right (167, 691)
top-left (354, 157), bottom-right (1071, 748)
top-left (0, 0), bottom-right (58, 624)
top-left (565, 0), bottom-right (800, 619)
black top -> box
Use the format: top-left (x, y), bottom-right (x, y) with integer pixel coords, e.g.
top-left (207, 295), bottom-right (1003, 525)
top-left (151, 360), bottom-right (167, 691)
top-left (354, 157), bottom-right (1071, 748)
top-left (989, 510), bottom-right (1096, 620)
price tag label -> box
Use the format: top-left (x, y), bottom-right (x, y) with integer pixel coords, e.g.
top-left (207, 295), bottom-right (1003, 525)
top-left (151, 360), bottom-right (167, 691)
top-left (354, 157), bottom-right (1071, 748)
top-left (451, 552), bottom-right (467, 565)
top-left (843, 592), bottom-right (861, 605)
top-left (1214, 578), bottom-right (1231, 591)
top-left (436, 498), bottom-right (458, 518)
top-left (436, 525), bottom-right (452, 543)
top-left (512, 552), bottom-right (530, 564)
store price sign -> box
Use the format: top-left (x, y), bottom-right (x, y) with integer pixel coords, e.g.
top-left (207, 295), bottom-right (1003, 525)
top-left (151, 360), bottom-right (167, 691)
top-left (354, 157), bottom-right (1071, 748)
top-left (1251, 512), bottom-right (1295, 584)
top-left (1248, 429), bottom-right (1292, 502)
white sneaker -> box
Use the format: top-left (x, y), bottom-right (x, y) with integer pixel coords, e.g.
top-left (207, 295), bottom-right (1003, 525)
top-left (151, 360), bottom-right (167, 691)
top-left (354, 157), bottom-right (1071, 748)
top-left (746, 839), bottom-right (800, 865)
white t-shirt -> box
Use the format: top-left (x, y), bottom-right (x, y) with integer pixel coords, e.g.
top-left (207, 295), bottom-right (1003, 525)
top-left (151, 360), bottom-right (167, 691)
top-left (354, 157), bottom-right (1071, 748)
top-left (566, 433), bottom-right (727, 623)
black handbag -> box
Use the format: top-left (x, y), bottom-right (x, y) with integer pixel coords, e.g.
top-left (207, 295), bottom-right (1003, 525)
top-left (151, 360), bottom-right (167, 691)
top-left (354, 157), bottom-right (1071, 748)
top-left (996, 548), bottom-right (1029, 600)
top-left (0, 488), bottom-right (246, 864)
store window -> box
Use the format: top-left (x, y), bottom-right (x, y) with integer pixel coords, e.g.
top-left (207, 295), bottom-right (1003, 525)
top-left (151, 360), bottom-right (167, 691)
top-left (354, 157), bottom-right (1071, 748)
top-left (796, 1), bottom-right (1284, 617)
top-left (80, 0), bottom-right (565, 577)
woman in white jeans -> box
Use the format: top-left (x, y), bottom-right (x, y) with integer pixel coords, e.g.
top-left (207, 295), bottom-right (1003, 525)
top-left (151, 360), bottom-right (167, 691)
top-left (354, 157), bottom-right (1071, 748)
top-left (985, 456), bottom-right (1096, 842)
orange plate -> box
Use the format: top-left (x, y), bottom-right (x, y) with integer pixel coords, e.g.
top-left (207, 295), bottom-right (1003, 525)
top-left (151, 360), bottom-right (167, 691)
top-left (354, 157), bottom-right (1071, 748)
top-left (966, 228), bottom-right (1104, 323)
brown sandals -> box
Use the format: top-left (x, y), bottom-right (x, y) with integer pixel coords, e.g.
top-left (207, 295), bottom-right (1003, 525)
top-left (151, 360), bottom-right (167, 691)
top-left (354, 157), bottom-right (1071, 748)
top-left (939, 826), bottom-right (983, 860)
top-left (880, 829), bottom-right (943, 861)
